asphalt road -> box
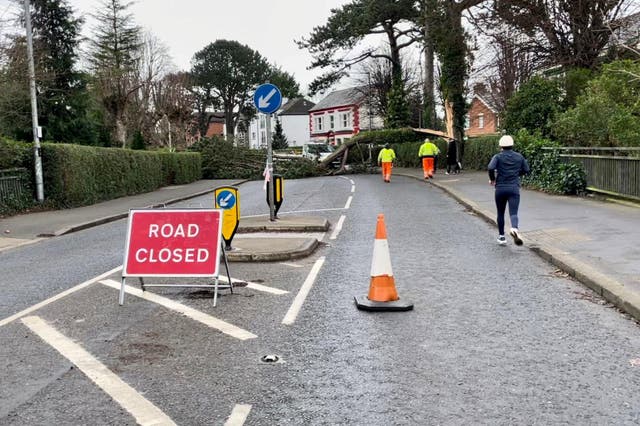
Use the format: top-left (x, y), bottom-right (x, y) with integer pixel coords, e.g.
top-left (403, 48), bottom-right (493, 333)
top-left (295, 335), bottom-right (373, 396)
top-left (2, 175), bottom-right (640, 425)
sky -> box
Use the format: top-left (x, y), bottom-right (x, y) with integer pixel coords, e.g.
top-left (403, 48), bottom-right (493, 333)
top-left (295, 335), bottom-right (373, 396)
top-left (62, 0), bottom-right (355, 98)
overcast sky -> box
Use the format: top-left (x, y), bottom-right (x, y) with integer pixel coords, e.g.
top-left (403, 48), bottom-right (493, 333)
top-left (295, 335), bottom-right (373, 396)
top-left (63, 0), bottom-right (355, 97)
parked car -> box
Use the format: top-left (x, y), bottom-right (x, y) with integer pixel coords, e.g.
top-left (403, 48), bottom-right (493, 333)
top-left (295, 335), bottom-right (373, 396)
top-left (302, 143), bottom-right (335, 163)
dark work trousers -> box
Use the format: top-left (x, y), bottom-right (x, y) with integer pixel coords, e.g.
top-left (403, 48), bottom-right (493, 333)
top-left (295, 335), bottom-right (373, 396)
top-left (494, 187), bottom-right (520, 235)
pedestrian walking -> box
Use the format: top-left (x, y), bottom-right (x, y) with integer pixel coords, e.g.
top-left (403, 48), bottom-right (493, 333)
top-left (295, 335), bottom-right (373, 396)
top-left (488, 135), bottom-right (530, 246)
top-left (446, 139), bottom-right (460, 175)
top-left (377, 143), bottom-right (396, 183)
top-left (418, 138), bottom-right (440, 179)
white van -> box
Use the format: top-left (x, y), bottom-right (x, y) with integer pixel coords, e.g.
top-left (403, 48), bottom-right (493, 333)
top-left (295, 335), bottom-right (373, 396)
top-left (302, 143), bottom-right (335, 163)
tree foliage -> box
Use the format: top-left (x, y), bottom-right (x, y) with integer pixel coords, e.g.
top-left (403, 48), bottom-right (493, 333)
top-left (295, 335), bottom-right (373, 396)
top-left (502, 76), bottom-right (562, 137)
top-left (297, 0), bottom-right (417, 95)
top-left (491, 0), bottom-right (630, 70)
top-left (191, 40), bottom-right (300, 137)
top-left (553, 60), bottom-right (640, 147)
top-left (89, 0), bottom-right (142, 147)
top-left (272, 117), bottom-right (289, 150)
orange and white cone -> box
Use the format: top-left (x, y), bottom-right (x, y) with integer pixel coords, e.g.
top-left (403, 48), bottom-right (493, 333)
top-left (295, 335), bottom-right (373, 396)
top-left (355, 214), bottom-right (413, 311)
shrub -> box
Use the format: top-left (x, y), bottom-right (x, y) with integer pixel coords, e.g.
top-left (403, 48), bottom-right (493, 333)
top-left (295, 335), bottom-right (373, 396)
top-left (351, 128), bottom-right (422, 146)
top-left (553, 60), bottom-right (640, 147)
top-left (502, 76), bottom-right (562, 137)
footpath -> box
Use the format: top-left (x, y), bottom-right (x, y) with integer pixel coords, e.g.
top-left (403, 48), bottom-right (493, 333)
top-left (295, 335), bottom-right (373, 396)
top-left (395, 167), bottom-right (640, 321)
top-left (2, 171), bottom-right (639, 321)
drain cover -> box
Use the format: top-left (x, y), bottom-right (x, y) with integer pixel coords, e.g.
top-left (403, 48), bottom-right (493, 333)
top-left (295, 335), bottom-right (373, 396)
top-left (260, 354), bottom-right (280, 363)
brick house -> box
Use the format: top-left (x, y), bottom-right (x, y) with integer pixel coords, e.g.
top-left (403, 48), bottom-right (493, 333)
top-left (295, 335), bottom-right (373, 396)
top-left (309, 87), bottom-right (384, 145)
top-left (465, 95), bottom-right (500, 137)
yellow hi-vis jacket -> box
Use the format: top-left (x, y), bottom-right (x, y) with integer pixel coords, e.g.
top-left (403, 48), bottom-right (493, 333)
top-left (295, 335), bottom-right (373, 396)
top-left (418, 141), bottom-right (440, 157)
top-left (378, 148), bottom-right (396, 163)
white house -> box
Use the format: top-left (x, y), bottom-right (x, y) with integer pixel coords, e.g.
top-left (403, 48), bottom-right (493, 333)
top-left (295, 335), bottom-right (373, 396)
top-left (308, 87), bottom-right (384, 146)
top-left (248, 97), bottom-right (315, 149)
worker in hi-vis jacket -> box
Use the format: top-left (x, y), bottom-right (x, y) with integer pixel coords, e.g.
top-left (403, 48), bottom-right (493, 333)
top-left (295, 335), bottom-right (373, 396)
top-left (418, 138), bottom-right (440, 179)
top-left (377, 143), bottom-right (396, 183)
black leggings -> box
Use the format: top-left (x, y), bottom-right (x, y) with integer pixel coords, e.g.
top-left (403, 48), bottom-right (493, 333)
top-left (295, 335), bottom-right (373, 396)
top-left (495, 187), bottom-right (520, 235)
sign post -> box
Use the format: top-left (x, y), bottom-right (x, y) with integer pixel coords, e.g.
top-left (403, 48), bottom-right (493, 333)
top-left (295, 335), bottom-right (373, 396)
top-left (265, 174), bottom-right (283, 219)
top-left (121, 208), bottom-right (232, 307)
top-left (254, 83), bottom-right (282, 221)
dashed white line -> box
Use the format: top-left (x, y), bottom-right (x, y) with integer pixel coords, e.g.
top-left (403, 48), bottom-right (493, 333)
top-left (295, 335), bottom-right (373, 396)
top-left (280, 262), bottom-right (304, 268)
top-left (0, 266), bottom-right (123, 328)
top-left (225, 404), bottom-right (252, 426)
top-left (351, 185), bottom-right (355, 193)
top-left (330, 215), bottom-right (346, 240)
top-left (282, 257), bottom-right (325, 325)
top-left (100, 279), bottom-right (257, 340)
top-left (344, 196), bottom-right (353, 210)
top-left (21, 316), bottom-right (177, 426)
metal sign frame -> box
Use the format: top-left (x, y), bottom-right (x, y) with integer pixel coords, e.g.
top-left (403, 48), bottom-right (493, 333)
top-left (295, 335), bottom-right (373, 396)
top-left (120, 208), bottom-right (233, 307)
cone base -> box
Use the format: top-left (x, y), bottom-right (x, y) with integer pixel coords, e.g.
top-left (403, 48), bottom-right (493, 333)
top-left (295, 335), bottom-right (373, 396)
top-left (354, 296), bottom-right (414, 312)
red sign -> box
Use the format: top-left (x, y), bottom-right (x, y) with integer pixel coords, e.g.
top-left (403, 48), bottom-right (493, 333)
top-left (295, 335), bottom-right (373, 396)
top-left (123, 209), bottom-right (222, 277)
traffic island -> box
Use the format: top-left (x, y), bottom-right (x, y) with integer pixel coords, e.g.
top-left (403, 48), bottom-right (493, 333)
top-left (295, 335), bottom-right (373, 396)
top-left (226, 237), bottom-right (319, 262)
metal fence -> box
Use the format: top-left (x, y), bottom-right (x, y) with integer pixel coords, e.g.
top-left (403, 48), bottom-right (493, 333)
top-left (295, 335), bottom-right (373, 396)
top-left (0, 168), bottom-right (30, 203)
top-left (545, 147), bottom-right (640, 200)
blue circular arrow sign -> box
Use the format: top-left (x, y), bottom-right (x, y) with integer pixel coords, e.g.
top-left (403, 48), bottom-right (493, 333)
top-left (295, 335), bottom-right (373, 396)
top-left (254, 83), bottom-right (282, 114)
top-left (216, 190), bottom-right (236, 209)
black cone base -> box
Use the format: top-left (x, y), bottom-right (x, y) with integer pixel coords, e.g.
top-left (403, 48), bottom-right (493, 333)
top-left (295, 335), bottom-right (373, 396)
top-left (354, 295), bottom-right (413, 312)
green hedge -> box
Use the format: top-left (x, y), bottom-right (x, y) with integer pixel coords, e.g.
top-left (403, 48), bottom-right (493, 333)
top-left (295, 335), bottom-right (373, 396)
top-left (463, 135), bottom-right (501, 170)
top-left (40, 144), bottom-right (201, 208)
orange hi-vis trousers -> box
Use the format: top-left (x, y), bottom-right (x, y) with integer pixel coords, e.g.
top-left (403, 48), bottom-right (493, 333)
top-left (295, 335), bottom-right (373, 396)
top-left (381, 162), bottom-right (393, 182)
top-left (422, 156), bottom-right (435, 178)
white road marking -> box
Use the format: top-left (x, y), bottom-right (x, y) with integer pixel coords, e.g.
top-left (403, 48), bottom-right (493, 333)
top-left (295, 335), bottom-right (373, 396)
top-left (330, 215), bottom-right (346, 240)
top-left (349, 179), bottom-right (355, 185)
top-left (241, 207), bottom-right (346, 218)
top-left (218, 275), bottom-right (288, 295)
top-left (282, 257), bottom-right (325, 325)
top-left (100, 279), bottom-right (257, 340)
top-left (21, 316), bottom-right (176, 426)
top-left (280, 262), bottom-right (304, 268)
top-left (224, 404), bottom-right (252, 426)
top-left (344, 196), bottom-right (353, 210)
top-left (0, 266), bottom-right (123, 328)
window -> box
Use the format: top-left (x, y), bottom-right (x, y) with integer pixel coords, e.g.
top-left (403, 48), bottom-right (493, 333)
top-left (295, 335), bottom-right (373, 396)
top-left (478, 114), bottom-right (484, 129)
top-left (260, 116), bottom-right (266, 129)
top-left (251, 132), bottom-right (256, 141)
top-left (329, 115), bottom-right (335, 129)
top-left (315, 116), bottom-right (323, 131)
top-left (341, 113), bottom-right (350, 128)
top-left (464, 116), bottom-right (470, 129)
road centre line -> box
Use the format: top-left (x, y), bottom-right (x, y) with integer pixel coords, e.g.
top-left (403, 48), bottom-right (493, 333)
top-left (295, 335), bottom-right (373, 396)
top-left (21, 316), bottom-right (176, 426)
top-left (100, 279), bottom-right (256, 340)
top-left (0, 266), bottom-right (123, 328)
top-left (224, 404), bottom-right (252, 426)
top-left (282, 257), bottom-right (325, 325)
top-left (344, 196), bottom-right (353, 210)
top-left (218, 275), bottom-right (288, 295)
top-left (351, 185), bottom-right (355, 193)
top-left (330, 215), bottom-right (346, 240)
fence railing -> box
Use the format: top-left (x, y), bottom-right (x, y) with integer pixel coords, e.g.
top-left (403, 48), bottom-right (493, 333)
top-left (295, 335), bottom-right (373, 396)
top-left (0, 168), bottom-right (30, 203)
top-left (543, 147), bottom-right (640, 200)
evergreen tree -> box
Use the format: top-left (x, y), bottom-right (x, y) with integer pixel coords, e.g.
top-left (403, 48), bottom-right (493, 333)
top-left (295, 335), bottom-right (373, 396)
top-left (131, 129), bottom-right (145, 150)
top-left (272, 117), bottom-right (288, 150)
top-left (385, 78), bottom-right (411, 128)
top-left (89, 0), bottom-right (142, 147)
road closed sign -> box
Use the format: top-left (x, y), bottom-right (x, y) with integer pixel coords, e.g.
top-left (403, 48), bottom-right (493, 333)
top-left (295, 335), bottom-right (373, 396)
top-left (123, 209), bottom-right (222, 277)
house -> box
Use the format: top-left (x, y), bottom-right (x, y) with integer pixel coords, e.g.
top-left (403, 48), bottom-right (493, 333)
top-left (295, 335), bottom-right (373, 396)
top-left (248, 97), bottom-right (315, 149)
top-left (308, 87), bottom-right (384, 145)
top-left (465, 90), bottom-right (501, 137)
top-left (187, 112), bottom-right (225, 145)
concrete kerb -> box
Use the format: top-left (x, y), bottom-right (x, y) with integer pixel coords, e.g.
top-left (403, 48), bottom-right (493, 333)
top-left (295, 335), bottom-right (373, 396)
top-left (226, 238), bottom-right (319, 262)
top-left (51, 180), bottom-right (249, 237)
top-left (397, 171), bottom-right (640, 323)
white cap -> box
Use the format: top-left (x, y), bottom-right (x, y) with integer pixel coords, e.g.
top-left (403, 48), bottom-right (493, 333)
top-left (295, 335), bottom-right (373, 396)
top-left (499, 135), bottom-right (514, 147)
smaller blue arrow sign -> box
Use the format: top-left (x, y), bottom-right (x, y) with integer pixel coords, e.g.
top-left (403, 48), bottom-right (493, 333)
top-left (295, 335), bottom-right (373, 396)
top-left (216, 190), bottom-right (236, 209)
top-left (254, 83), bottom-right (282, 114)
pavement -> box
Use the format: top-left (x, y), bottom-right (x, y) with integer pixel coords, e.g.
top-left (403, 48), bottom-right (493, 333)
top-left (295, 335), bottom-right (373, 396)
top-left (1, 170), bottom-right (639, 321)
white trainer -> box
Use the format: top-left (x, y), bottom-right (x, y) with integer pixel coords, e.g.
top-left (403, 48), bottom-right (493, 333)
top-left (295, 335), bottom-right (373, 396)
top-left (510, 228), bottom-right (523, 246)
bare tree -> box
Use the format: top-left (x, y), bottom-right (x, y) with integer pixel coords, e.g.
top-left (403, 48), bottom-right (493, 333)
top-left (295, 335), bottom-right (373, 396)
top-left (151, 72), bottom-right (195, 150)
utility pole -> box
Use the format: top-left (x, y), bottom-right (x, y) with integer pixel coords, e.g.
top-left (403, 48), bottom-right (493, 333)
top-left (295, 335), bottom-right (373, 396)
top-left (24, 0), bottom-right (44, 202)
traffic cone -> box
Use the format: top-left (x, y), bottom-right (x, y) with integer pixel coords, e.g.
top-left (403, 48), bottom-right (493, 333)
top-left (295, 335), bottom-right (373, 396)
top-left (355, 214), bottom-right (413, 312)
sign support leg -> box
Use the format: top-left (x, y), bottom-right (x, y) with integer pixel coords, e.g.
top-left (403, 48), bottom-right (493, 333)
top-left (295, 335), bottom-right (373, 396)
top-left (139, 277), bottom-right (145, 292)
top-left (119, 278), bottom-right (126, 306)
top-left (221, 242), bottom-right (233, 294)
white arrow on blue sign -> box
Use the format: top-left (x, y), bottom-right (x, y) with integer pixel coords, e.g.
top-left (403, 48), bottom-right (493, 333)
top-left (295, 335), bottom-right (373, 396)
top-left (216, 190), bottom-right (236, 209)
top-left (254, 83), bottom-right (282, 114)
